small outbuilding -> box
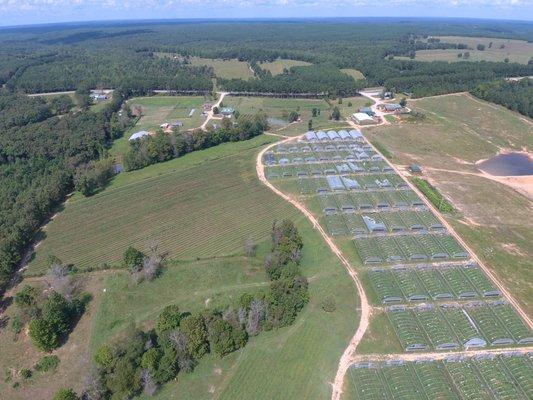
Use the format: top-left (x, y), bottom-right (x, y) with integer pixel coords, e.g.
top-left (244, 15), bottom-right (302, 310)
top-left (409, 164), bottom-right (422, 173)
top-left (129, 130), bottom-right (151, 141)
top-left (352, 113), bottom-right (375, 125)
top-left (220, 107), bottom-right (235, 116)
top-left (359, 107), bottom-right (375, 116)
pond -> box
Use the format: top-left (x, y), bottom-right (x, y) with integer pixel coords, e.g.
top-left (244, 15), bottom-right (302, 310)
top-left (267, 117), bottom-right (288, 126)
top-left (478, 152), bottom-right (533, 176)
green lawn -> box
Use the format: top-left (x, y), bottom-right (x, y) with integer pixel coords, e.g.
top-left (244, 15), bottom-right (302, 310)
top-left (259, 59), bottom-right (312, 75)
top-left (27, 135), bottom-right (298, 274)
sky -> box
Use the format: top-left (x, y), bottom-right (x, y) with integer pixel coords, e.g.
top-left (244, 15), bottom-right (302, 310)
top-left (1, 0), bottom-right (532, 27)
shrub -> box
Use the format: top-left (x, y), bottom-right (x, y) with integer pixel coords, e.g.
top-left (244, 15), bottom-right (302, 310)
top-left (20, 368), bottom-right (32, 379)
top-left (53, 388), bottom-right (79, 400)
top-left (34, 355), bottom-right (60, 373)
top-left (322, 296), bottom-right (336, 313)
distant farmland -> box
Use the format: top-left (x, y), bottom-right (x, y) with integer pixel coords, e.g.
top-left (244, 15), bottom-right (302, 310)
top-left (259, 59), bottom-right (312, 75)
top-left (27, 136), bottom-right (297, 274)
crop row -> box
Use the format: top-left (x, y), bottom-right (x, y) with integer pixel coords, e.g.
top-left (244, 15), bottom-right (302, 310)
top-left (386, 302), bottom-right (533, 351)
top-left (368, 264), bottom-right (500, 303)
top-left (348, 354), bottom-right (533, 400)
top-left (354, 234), bottom-right (468, 265)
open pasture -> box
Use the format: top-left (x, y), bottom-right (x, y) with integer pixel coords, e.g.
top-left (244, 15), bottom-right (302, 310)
top-left (259, 59), bottom-right (312, 75)
top-left (189, 56), bottom-right (254, 79)
top-left (346, 354), bottom-right (533, 400)
top-left (27, 136), bottom-right (297, 273)
top-left (410, 36), bottom-right (533, 64)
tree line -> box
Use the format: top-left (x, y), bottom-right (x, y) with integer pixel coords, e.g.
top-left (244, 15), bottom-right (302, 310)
top-left (471, 78), bottom-right (533, 118)
top-left (0, 89), bottom-right (133, 299)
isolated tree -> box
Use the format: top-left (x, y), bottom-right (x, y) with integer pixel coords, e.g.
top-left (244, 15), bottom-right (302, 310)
top-left (331, 106), bottom-right (341, 121)
top-left (212, 106), bottom-right (219, 115)
top-left (476, 44), bottom-right (485, 51)
top-left (311, 108), bottom-right (318, 117)
top-left (399, 98), bottom-right (407, 108)
top-left (308, 119), bottom-right (313, 131)
top-left (123, 246), bottom-right (145, 273)
top-left (288, 111), bottom-right (299, 122)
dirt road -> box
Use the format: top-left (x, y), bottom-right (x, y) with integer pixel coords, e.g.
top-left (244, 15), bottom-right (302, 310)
top-left (200, 91), bottom-right (227, 130)
top-left (255, 136), bottom-right (372, 400)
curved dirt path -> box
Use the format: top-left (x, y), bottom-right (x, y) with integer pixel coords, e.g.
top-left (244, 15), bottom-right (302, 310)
top-left (201, 91), bottom-right (227, 130)
top-left (256, 135), bottom-right (371, 400)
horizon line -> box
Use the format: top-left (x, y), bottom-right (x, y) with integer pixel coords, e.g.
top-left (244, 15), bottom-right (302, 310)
top-left (2, 15), bottom-right (533, 30)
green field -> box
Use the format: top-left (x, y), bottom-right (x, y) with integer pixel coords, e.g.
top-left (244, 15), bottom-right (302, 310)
top-left (189, 57), bottom-right (254, 80)
top-left (365, 93), bottom-right (533, 313)
top-left (3, 134), bottom-right (358, 399)
top-left (27, 135), bottom-right (299, 274)
top-left (223, 95), bottom-right (367, 136)
top-left (259, 59), bottom-right (312, 75)
top-left (396, 36), bottom-right (533, 64)
top-left (340, 69), bottom-right (365, 80)
top-left (89, 218), bottom-right (357, 400)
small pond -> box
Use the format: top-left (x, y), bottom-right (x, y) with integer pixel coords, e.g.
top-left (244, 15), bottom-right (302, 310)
top-left (267, 117), bottom-right (288, 126)
top-left (478, 152), bottom-right (533, 176)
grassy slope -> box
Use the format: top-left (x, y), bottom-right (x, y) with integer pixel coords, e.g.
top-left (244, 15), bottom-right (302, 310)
top-left (340, 69), bottom-right (365, 80)
top-left (27, 135), bottom-right (298, 274)
top-left (364, 93), bottom-right (533, 313)
top-left (4, 133), bottom-right (359, 399)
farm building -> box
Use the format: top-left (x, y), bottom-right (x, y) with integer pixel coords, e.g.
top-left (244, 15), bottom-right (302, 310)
top-left (352, 113), bottom-right (375, 125)
top-left (359, 107), bottom-right (375, 116)
top-left (409, 164), bottom-right (422, 173)
top-left (220, 107), bottom-right (235, 116)
top-left (379, 103), bottom-right (403, 112)
top-left (129, 130), bottom-right (151, 141)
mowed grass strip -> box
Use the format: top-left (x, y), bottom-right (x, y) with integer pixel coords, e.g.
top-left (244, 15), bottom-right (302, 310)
top-left (27, 136), bottom-right (297, 273)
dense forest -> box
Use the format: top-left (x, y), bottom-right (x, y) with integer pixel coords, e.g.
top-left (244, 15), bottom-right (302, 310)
top-left (471, 78), bottom-right (533, 118)
top-left (1, 19), bottom-right (532, 97)
top-left (0, 90), bottom-right (131, 298)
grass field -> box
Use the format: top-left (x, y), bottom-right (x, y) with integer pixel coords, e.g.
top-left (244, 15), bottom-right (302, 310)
top-left (110, 95), bottom-right (209, 162)
top-left (259, 59), bottom-right (312, 75)
top-left (189, 57), bottom-right (254, 80)
top-left (3, 133), bottom-right (359, 399)
top-left (223, 95), bottom-right (367, 136)
top-left (340, 68), bottom-right (365, 80)
top-left (365, 93), bottom-right (533, 313)
top-left (27, 135), bottom-right (298, 274)
top-left (396, 36), bottom-right (533, 64)
top-left (89, 218), bottom-right (358, 400)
